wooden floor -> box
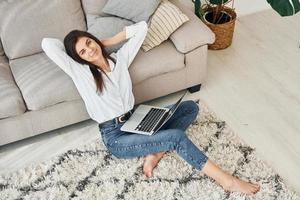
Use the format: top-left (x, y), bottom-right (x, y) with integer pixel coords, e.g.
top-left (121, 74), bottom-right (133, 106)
top-left (200, 9), bottom-right (300, 193)
top-left (0, 7), bottom-right (300, 195)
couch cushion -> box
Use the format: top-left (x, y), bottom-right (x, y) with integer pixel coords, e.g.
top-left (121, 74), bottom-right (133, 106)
top-left (88, 17), bottom-right (134, 54)
top-left (129, 39), bottom-right (185, 85)
top-left (0, 0), bottom-right (86, 60)
top-left (81, 0), bottom-right (110, 17)
top-left (102, 0), bottom-right (161, 22)
top-left (0, 56), bottom-right (26, 119)
top-left (9, 53), bottom-right (81, 111)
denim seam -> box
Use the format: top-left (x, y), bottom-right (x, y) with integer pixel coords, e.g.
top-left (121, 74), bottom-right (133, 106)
top-left (177, 139), bottom-right (206, 170)
top-left (110, 139), bottom-right (208, 171)
top-left (161, 140), bottom-right (202, 170)
top-left (112, 141), bottom-right (169, 152)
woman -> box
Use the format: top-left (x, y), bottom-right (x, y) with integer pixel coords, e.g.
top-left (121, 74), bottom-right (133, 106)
top-left (42, 21), bottom-right (260, 195)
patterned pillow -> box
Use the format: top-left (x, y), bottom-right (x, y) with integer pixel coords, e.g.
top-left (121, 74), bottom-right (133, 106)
top-left (142, 0), bottom-right (189, 52)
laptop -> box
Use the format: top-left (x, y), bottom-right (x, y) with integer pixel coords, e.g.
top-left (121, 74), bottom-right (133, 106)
top-left (120, 91), bottom-right (188, 135)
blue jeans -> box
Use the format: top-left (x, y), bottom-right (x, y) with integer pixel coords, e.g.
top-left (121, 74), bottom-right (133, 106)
top-left (98, 100), bottom-right (208, 171)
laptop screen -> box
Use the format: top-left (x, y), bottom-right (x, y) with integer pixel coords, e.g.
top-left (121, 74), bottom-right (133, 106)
top-left (152, 91), bottom-right (189, 133)
top-left (168, 91), bottom-right (188, 115)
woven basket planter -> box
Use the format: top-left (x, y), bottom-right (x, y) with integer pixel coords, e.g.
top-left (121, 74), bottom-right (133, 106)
top-left (203, 6), bottom-right (237, 50)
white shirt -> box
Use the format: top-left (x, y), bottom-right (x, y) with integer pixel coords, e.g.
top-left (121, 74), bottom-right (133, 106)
top-left (41, 21), bottom-right (148, 124)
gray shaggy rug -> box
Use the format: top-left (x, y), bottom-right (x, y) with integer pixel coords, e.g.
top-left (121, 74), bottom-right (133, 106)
top-left (0, 99), bottom-right (299, 200)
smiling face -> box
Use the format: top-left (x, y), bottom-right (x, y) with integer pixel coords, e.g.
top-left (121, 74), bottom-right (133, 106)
top-left (75, 36), bottom-right (103, 63)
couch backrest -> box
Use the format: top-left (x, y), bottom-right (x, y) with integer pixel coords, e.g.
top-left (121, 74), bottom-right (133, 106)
top-left (0, 0), bottom-right (87, 60)
top-left (81, 0), bottom-right (110, 17)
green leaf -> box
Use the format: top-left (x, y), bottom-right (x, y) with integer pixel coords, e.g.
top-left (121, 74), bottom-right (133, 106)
top-left (267, 0), bottom-right (300, 16)
top-left (209, 0), bottom-right (229, 5)
top-left (194, 0), bottom-right (202, 19)
top-left (292, 0), bottom-right (300, 13)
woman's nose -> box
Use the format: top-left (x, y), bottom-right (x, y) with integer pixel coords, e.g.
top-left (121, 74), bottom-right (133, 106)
top-left (87, 48), bottom-right (93, 56)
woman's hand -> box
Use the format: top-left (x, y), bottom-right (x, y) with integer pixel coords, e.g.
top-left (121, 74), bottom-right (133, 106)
top-left (101, 28), bottom-right (126, 47)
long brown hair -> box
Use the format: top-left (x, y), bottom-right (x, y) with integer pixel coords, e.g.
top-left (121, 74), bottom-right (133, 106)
top-left (63, 30), bottom-right (116, 94)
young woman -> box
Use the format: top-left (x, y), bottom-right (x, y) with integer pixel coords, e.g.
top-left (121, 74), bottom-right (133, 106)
top-left (42, 21), bottom-right (260, 195)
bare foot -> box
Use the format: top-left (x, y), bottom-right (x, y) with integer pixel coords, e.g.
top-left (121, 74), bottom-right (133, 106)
top-left (143, 152), bottom-right (165, 178)
top-left (221, 176), bottom-right (260, 195)
top-left (201, 160), bottom-right (260, 195)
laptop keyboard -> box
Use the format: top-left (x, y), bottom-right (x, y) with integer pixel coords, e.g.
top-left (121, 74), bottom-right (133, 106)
top-left (135, 108), bottom-right (167, 132)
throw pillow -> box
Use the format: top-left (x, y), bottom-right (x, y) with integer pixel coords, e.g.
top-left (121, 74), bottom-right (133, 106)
top-left (81, 0), bottom-right (110, 17)
top-left (102, 0), bottom-right (161, 22)
top-left (87, 17), bottom-right (134, 54)
top-left (141, 0), bottom-right (189, 52)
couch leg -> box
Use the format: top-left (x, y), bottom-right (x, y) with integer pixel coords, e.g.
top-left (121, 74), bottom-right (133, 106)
top-left (187, 84), bottom-right (201, 93)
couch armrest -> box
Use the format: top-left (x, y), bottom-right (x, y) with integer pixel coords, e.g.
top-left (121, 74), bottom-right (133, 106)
top-left (169, 0), bottom-right (215, 53)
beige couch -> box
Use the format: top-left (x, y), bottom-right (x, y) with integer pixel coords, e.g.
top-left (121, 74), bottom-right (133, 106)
top-left (0, 0), bottom-right (215, 146)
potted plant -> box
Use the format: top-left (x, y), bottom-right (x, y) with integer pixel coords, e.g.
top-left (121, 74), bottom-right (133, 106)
top-left (193, 0), bottom-right (237, 50)
top-left (193, 0), bottom-right (299, 50)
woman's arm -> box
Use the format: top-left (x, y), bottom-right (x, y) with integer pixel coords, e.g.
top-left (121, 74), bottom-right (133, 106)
top-left (41, 38), bottom-right (74, 77)
top-left (117, 21), bottom-right (148, 68)
top-left (101, 28), bottom-right (126, 47)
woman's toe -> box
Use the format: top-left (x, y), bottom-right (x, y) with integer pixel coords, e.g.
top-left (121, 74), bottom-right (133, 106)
top-left (143, 169), bottom-right (152, 178)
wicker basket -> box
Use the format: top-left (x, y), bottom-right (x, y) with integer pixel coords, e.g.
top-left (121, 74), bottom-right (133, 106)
top-left (203, 6), bottom-right (237, 50)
